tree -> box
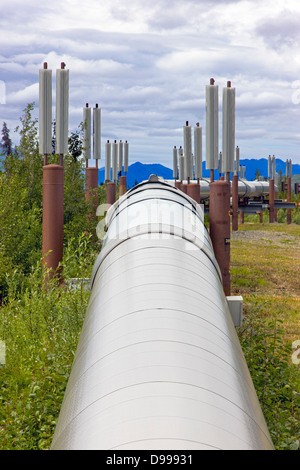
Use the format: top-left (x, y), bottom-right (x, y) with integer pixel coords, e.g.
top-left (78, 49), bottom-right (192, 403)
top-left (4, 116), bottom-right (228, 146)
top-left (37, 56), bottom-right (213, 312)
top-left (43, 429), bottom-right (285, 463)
top-left (68, 130), bottom-right (82, 162)
top-left (0, 102), bottom-right (103, 299)
top-left (14, 102), bottom-right (39, 159)
top-left (1, 122), bottom-right (12, 156)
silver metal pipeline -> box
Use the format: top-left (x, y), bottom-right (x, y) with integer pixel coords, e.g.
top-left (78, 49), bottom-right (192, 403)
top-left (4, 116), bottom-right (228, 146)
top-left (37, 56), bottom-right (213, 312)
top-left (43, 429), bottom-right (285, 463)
top-left (166, 178), bottom-right (275, 200)
top-left (51, 177), bottom-right (274, 450)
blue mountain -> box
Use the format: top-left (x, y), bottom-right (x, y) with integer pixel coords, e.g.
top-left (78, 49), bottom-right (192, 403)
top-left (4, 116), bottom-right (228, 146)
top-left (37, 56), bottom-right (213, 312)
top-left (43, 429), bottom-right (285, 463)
top-left (98, 161), bottom-right (173, 188)
top-left (98, 158), bottom-right (300, 188)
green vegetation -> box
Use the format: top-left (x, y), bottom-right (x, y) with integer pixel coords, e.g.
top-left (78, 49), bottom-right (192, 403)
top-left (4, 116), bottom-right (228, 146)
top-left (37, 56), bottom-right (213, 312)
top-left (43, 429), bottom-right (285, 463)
top-left (0, 103), bottom-right (299, 449)
top-left (0, 239), bottom-right (95, 450)
top-left (0, 103), bottom-right (104, 448)
top-left (231, 223), bottom-right (300, 450)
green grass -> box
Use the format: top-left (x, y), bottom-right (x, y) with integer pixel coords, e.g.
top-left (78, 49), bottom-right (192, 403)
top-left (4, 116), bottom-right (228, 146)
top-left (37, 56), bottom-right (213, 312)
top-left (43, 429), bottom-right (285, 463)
top-left (0, 234), bottom-right (97, 450)
top-left (0, 223), bottom-right (299, 450)
top-left (231, 223), bottom-right (300, 450)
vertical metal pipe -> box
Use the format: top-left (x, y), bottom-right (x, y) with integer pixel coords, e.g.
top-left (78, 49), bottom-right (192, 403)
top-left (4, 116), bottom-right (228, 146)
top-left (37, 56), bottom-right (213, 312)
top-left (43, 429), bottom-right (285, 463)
top-left (194, 122), bottom-right (202, 180)
top-left (112, 140), bottom-right (118, 182)
top-left (85, 166), bottom-right (99, 224)
top-left (119, 175), bottom-right (127, 197)
top-left (85, 167), bottom-right (98, 200)
top-left (287, 176), bottom-right (292, 224)
top-left (180, 183), bottom-right (188, 194)
top-left (222, 81), bottom-right (235, 176)
top-left (186, 183), bottom-right (200, 203)
top-left (206, 78), bottom-right (219, 172)
top-left (106, 181), bottom-right (116, 206)
top-left (124, 141), bottom-right (129, 174)
top-left (93, 103), bottom-right (101, 160)
top-left (55, 62), bottom-right (69, 160)
top-left (235, 146), bottom-right (239, 175)
top-left (105, 140), bottom-right (111, 182)
top-left (183, 121), bottom-right (192, 181)
top-left (240, 209), bottom-right (244, 224)
top-left (173, 146), bottom-right (178, 179)
top-left (83, 103), bottom-right (91, 160)
top-left (42, 164), bottom-right (64, 283)
top-left (232, 174), bottom-right (238, 231)
top-left (209, 181), bottom-right (231, 296)
top-left (269, 179), bottom-right (275, 223)
top-left (268, 155), bottom-right (272, 179)
top-left (39, 62), bottom-right (52, 158)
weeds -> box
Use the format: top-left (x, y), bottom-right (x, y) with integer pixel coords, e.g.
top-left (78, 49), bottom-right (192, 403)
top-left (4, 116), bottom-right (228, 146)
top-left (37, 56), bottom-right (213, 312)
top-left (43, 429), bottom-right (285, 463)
top-left (238, 299), bottom-right (300, 450)
top-left (0, 233), bottom-right (97, 449)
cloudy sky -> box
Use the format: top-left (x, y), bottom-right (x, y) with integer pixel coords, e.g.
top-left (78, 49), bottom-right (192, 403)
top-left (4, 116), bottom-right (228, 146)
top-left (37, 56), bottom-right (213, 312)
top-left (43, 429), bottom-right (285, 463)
top-left (1, 0), bottom-right (300, 167)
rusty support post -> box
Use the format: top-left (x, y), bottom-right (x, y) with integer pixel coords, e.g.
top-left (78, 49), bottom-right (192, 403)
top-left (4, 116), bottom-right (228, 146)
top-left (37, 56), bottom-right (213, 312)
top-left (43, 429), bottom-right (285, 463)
top-left (174, 180), bottom-right (181, 189)
top-left (42, 164), bottom-right (64, 283)
top-left (180, 183), bottom-right (188, 194)
top-left (187, 183), bottom-right (200, 203)
top-left (106, 181), bottom-right (116, 206)
top-left (119, 175), bottom-right (127, 197)
top-left (287, 176), bottom-right (292, 224)
top-left (231, 174), bottom-right (238, 231)
top-left (269, 179), bottom-right (275, 223)
top-left (85, 166), bottom-right (99, 220)
top-left (240, 208), bottom-right (244, 224)
top-left (85, 167), bottom-right (98, 199)
top-left (209, 181), bottom-right (231, 296)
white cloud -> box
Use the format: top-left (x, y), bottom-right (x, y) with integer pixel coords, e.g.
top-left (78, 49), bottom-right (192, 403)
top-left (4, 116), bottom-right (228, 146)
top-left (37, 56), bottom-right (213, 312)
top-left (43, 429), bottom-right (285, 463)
top-left (0, 0), bottom-right (300, 165)
top-left (8, 82), bottom-right (39, 105)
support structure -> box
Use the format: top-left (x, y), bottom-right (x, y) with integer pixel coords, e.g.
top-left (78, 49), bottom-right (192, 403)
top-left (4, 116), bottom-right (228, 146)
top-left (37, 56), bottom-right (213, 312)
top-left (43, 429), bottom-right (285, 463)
top-left (84, 103), bottom-right (99, 213)
top-left (85, 163), bottom-right (99, 218)
top-left (209, 180), bottom-right (231, 296)
top-left (231, 174), bottom-right (238, 231)
top-left (40, 62), bottom-right (68, 284)
top-left (119, 175), bottom-right (127, 196)
top-left (287, 176), bottom-right (292, 225)
top-left (269, 179), bottom-right (275, 223)
top-left (42, 164), bottom-right (64, 281)
top-left (106, 181), bottom-right (116, 205)
top-left (186, 183), bottom-right (200, 203)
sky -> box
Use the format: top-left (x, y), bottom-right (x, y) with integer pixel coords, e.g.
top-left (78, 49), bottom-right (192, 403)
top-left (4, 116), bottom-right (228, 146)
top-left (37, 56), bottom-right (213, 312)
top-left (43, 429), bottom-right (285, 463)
top-left (1, 0), bottom-right (300, 167)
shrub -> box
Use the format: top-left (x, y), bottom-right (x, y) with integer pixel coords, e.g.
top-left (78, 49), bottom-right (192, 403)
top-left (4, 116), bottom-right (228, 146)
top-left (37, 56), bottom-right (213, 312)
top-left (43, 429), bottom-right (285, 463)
top-left (238, 300), bottom-right (300, 450)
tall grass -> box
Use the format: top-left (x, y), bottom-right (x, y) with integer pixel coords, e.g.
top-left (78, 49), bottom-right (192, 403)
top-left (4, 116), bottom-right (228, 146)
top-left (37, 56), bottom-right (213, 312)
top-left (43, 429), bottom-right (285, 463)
top-left (0, 233), bottom-right (97, 449)
top-left (0, 226), bottom-right (299, 449)
top-left (238, 298), bottom-right (300, 450)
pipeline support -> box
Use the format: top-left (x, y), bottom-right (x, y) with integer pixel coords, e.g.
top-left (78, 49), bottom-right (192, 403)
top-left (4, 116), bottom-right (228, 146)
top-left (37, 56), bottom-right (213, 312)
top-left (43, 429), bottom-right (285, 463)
top-left (209, 181), bottom-right (231, 296)
top-left (42, 164), bottom-right (64, 282)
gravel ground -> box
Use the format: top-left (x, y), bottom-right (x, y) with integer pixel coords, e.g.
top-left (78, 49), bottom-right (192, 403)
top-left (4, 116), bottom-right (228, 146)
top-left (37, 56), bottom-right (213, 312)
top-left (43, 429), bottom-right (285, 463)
top-left (231, 229), bottom-right (299, 245)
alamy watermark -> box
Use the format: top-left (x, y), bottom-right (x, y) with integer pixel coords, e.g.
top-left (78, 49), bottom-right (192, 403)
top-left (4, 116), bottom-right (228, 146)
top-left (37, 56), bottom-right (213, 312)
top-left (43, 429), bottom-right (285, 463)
top-left (95, 200), bottom-right (204, 251)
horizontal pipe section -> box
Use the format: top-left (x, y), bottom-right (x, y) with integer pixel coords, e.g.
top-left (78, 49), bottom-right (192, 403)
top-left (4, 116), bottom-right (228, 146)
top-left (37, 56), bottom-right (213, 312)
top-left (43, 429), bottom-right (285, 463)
top-left (51, 178), bottom-right (273, 450)
top-left (165, 179), bottom-right (275, 200)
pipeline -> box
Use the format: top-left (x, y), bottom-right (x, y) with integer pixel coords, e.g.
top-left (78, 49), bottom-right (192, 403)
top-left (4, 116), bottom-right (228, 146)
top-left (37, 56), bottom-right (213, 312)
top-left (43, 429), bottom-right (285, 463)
top-left (166, 178), bottom-right (276, 200)
top-left (51, 177), bottom-right (274, 450)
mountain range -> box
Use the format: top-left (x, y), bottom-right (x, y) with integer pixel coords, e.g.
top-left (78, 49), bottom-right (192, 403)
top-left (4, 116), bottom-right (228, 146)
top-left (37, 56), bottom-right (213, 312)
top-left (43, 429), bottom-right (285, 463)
top-left (1, 151), bottom-right (299, 188)
top-left (98, 158), bottom-right (300, 188)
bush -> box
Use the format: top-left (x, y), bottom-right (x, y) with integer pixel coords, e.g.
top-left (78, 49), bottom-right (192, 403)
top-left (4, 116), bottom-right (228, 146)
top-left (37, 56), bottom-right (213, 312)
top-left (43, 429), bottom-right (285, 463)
top-left (238, 299), bottom-right (300, 450)
top-left (0, 235), bottom-right (97, 449)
